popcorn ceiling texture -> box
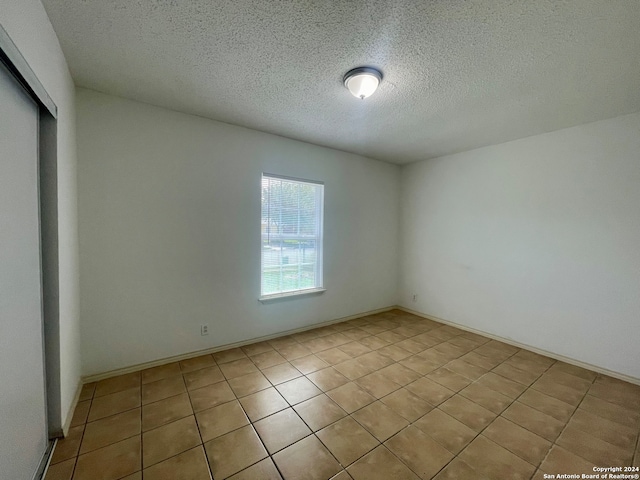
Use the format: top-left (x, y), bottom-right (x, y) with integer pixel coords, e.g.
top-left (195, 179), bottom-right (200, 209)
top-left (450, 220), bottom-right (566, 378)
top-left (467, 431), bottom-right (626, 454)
top-left (42, 0), bottom-right (640, 164)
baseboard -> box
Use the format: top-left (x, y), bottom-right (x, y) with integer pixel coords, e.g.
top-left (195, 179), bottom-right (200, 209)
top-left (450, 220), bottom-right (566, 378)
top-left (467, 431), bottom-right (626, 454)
top-left (397, 305), bottom-right (640, 386)
top-left (82, 306), bottom-right (396, 384)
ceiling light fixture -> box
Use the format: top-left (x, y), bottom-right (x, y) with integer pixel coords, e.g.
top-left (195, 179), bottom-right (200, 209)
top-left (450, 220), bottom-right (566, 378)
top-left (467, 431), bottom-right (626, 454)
top-left (343, 67), bottom-right (383, 99)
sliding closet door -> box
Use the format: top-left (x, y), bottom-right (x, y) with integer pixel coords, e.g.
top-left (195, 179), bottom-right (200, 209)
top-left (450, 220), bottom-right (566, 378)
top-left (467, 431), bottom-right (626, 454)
top-left (0, 61), bottom-right (48, 479)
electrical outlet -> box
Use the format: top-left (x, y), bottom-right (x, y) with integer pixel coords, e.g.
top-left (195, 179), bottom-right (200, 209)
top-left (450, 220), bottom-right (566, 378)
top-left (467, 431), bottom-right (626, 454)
top-left (412, 294), bottom-right (418, 303)
top-left (201, 325), bottom-right (209, 336)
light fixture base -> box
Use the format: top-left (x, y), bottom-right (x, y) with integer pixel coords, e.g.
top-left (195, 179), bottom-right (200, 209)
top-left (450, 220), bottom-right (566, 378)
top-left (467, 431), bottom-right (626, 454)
top-left (343, 67), bottom-right (383, 99)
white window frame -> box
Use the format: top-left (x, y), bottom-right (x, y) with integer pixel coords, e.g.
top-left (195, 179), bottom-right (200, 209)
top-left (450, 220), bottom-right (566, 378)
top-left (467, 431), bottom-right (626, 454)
top-left (259, 173), bottom-right (325, 302)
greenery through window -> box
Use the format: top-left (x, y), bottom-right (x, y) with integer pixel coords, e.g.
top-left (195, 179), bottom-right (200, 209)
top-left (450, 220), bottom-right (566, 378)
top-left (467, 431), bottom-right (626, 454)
top-left (261, 174), bottom-right (324, 297)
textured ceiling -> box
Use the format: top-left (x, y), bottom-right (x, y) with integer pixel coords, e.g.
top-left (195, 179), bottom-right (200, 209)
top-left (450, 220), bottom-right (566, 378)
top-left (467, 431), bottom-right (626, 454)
top-left (42, 0), bottom-right (640, 164)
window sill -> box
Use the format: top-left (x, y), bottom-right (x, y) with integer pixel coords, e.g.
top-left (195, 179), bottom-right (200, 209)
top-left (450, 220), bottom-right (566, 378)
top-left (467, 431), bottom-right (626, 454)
top-left (259, 288), bottom-right (326, 303)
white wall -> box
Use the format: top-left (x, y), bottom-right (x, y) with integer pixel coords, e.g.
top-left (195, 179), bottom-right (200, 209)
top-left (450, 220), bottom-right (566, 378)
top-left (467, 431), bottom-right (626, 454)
top-left (0, 1), bottom-right (81, 429)
top-left (76, 88), bottom-right (400, 376)
top-left (400, 112), bottom-right (640, 380)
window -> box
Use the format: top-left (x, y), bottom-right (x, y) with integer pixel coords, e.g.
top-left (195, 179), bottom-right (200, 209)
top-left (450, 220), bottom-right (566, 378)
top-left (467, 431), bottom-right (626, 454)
top-left (261, 174), bottom-right (324, 299)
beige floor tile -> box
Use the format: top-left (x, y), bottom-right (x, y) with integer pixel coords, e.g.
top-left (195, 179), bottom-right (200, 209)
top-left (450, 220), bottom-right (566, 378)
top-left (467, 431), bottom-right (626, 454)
top-left (142, 415), bottom-right (201, 468)
top-left (293, 393), bottom-right (347, 431)
top-left (413, 408), bottom-right (476, 454)
top-left (492, 362), bottom-right (540, 385)
top-left (475, 372), bottom-right (526, 399)
top-left (359, 336), bottom-right (390, 350)
top-left (530, 376), bottom-right (586, 405)
top-left (444, 359), bottom-right (488, 381)
top-left (119, 472), bottom-right (141, 480)
top-left (250, 350), bottom-right (287, 369)
top-left (261, 363), bottom-right (302, 384)
top-left (219, 357), bottom-right (260, 379)
top-left (183, 365), bottom-right (225, 391)
top-left (341, 327), bottom-right (371, 341)
top-left (273, 435), bottom-right (342, 480)
top-left (377, 344), bottom-right (413, 362)
top-left (482, 416), bottom-right (551, 466)
top-left (330, 471), bottom-right (354, 480)
top-left (88, 387), bottom-right (141, 422)
top-left (338, 341), bottom-right (372, 357)
top-left (458, 436), bottom-right (535, 480)
top-left (44, 458), bottom-right (75, 480)
top-left (548, 362), bottom-right (597, 381)
top-left (143, 445), bottom-right (211, 480)
top-left (543, 369), bottom-right (593, 392)
top-left (539, 445), bottom-right (597, 475)
top-left (73, 436), bottom-right (141, 480)
top-left (377, 363), bottom-right (422, 386)
top-left (268, 336), bottom-right (298, 350)
top-left (141, 375), bottom-right (186, 405)
top-left (308, 367), bottom-right (350, 392)
top-left (399, 356), bottom-right (440, 375)
top-left (290, 354), bottom-right (330, 374)
top-left (347, 445), bottom-right (419, 480)
top-left (253, 408), bottom-right (311, 454)
top-left (417, 349), bottom-right (453, 367)
top-left (426, 368), bottom-right (472, 392)
top-left (326, 382), bottom-right (376, 414)
top-left (78, 383), bottom-right (96, 402)
top-left (355, 372), bottom-right (401, 399)
top-left (376, 330), bottom-right (406, 344)
top-left (556, 425), bottom-right (633, 466)
top-left (196, 399), bottom-right (249, 442)
top-left (277, 343), bottom-right (314, 361)
top-left (276, 376), bottom-right (322, 405)
top-left (333, 358), bottom-right (372, 380)
top-left (357, 351), bottom-right (395, 370)
top-left (502, 401), bottom-right (566, 442)
top-left (352, 401), bottom-right (409, 442)
top-left (516, 388), bottom-right (575, 422)
top-left (51, 425), bottom-right (84, 464)
top-left (70, 400), bottom-right (90, 427)
top-left (395, 339), bottom-right (426, 354)
top-left (458, 383), bottom-right (512, 414)
top-left (317, 416), bottom-right (379, 466)
top-left (438, 395), bottom-right (496, 432)
top-left (433, 457), bottom-right (490, 480)
top-left (141, 362), bottom-right (181, 384)
top-left (380, 388), bottom-right (432, 422)
top-left (80, 408), bottom-right (141, 454)
top-left (188, 381), bottom-right (235, 412)
top-left (241, 341), bottom-right (274, 357)
top-left (460, 352), bottom-right (501, 370)
top-left (568, 408), bottom-right (637, 449)
top-left (228, 458), bottom-right (282, 480)
top-left (228, 371), bottom-right (271, 397)
top-left (179, 354), bottom-right (216, 373)
top-left (205, 425), bottom-right (268, 479)
top-left (590, 377), bottom-right (640, 410)
top-left (385, 425), bottom-right (454, 479)
top-left (212, 348), bottom-right (247, 364)
top-left (142, 392), bottom-right (193, 431)
top-left (579, 394), bottom-right (640, 428)
top-left (95, 372), bottom-right (141, 398)
top-left (315, 347), bottom-right (353, 365)
top-left (239, 387), bottom-right (289, 421)
top-left (405, 377), bottom-right (454, 406)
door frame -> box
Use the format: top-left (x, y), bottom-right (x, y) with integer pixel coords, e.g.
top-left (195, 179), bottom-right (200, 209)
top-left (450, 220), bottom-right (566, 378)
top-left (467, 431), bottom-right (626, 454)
top-left (0, 21), bottom-right (61, 478)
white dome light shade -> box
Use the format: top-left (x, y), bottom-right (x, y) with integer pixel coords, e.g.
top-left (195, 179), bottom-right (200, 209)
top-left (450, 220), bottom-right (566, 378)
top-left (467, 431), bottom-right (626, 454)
top-left (344, 67), bottom-right (383, 99)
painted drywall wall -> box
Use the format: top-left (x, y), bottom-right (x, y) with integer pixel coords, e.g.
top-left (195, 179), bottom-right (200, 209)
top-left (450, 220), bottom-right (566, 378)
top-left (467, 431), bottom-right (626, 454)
top-left (76, 88), bottom-right (400, 376)
top-left (400, 112), bottom-right (640, 379)
top-left (0, 2), bottom-right (81, 430)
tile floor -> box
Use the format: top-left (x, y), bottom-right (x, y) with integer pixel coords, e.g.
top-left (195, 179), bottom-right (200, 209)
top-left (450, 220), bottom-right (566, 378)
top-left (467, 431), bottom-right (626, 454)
top-left (45, 310), bottom-right (640, 480)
